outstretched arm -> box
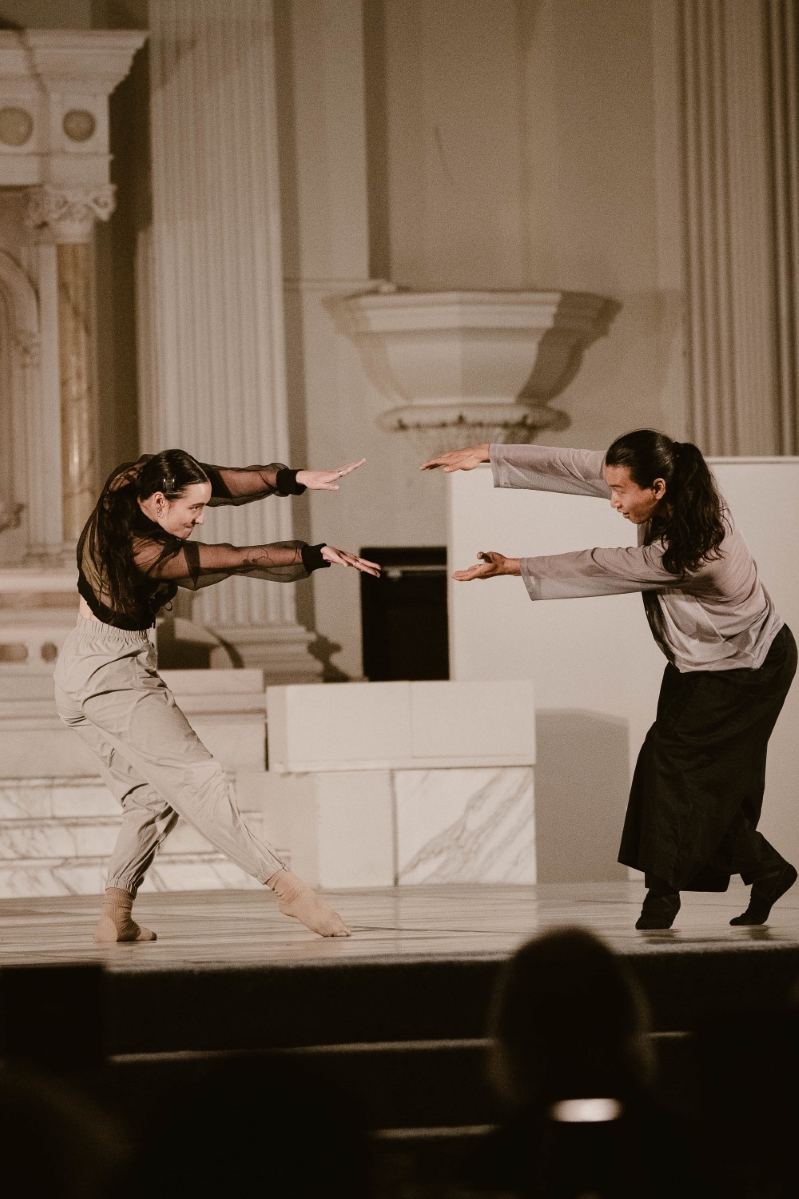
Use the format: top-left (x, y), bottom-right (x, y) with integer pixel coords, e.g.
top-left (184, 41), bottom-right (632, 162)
top-left (453, 542), bottom-right (677, 599)
top-left (420, 444), bottom-right (491, 472)
top-left (421, 443), bottom-right (610, 499)
top-left (201, 458), bottom-right (366, 506)
top-left (133, 537), bottom-right (380, 588)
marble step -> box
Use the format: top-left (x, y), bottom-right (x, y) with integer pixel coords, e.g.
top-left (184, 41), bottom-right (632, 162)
top-left (0, 813), bottom-right (242, 860)
top-left (0, 851), bottom-right (265, 898)
top-left (0, 777), bottom-right (285, 897)
top-left (0, 777), bottom-right (119, 819)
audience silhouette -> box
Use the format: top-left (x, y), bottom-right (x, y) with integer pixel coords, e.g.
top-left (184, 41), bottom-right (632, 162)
top-left (466, 927), bottom-right (701, 1198)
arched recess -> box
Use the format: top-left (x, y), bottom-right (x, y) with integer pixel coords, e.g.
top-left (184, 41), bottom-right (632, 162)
top-left (0, 249), bottom-right (48, 562)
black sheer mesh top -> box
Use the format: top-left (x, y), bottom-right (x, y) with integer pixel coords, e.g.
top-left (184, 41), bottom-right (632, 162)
top-left (77, 456), bottom-right (327, 630)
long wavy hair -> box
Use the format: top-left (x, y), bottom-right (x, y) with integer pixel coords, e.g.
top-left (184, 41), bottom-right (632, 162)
top-left (605, 430), bottom-right (726, 576)
top-left (91, 450), bottom-right (209, 613)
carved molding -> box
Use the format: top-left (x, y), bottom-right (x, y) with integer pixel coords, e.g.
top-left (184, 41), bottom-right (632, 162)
top-left (24, 184), bottom-right (116, 244)
top-left (0, 31), bottom-right (147, 190)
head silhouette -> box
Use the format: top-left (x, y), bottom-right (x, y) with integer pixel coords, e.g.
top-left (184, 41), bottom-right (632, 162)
top-left (488, 927), bottom-right (653, 1110)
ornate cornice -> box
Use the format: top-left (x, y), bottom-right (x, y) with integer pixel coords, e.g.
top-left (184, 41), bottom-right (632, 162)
top-left (24, 184), bottom-right (116, 244)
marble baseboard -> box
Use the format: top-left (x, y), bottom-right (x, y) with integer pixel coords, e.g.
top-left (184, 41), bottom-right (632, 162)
top-left (396, 767), bottom-right (535, 885)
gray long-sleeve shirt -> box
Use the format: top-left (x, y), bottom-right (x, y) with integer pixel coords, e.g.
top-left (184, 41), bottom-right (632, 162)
top-left (490, 444), bottom-right (783, 672)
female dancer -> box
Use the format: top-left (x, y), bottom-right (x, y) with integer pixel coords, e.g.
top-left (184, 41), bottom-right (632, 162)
top-left (54, 450), bottom-right (380, 942)
top-left (422, 431), bottom-right (797, 929)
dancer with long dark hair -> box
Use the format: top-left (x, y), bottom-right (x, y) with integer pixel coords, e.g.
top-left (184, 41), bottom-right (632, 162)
top-left (55, 450), bottom-right (379, 942)
top-left (422, 433), bottom-right (797, 929)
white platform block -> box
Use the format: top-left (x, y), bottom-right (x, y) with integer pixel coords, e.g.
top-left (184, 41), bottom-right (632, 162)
top-left (266, 679), bottom-right (535, 771)
top-left (263, 680), bottom-right (535, 887)
top-left (256, 771), bottom-right (395, 890)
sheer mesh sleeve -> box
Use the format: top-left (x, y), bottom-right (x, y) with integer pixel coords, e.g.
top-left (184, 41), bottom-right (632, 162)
top-left (133, 537), bottom-right (310, 588)
top-left (199, 462), bottom-right (306, 506)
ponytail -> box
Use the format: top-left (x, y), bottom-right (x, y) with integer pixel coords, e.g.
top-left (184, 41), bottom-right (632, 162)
top-left (605, 430), bottom-right (725, 576)
top-left (91, 449), bottom-right (209, 613)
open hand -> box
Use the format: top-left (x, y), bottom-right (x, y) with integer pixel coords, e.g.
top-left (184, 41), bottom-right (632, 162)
top-left (296, 459), bottom-right (366, 491)
top-left (420, 444), bottom-right (491, 472)
top-left (452, 551), bottom-right (520, 581)
top-left (322, 545), bottom-right (381, 577)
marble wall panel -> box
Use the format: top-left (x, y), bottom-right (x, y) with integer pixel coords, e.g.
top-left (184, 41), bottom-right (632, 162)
top-left (395, 766), bottom-right (535, 885)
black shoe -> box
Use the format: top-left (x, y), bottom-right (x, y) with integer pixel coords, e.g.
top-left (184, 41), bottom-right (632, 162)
top-left (636, 889), bottom-right (681, 930)
top-left (730, 862), bottom-right (798, 926)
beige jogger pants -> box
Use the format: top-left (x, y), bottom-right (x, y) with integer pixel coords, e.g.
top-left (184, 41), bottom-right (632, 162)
top-left (54, 615), bottom-right (285, 896)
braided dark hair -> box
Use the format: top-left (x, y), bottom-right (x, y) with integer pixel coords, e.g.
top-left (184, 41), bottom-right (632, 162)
top-left (605, 430), bottom-right (726, 575)
top-left (91, 450), bottom-right (209, 613)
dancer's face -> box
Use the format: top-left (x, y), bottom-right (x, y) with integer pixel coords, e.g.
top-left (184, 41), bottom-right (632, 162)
top-left (605, 465), bottom-right (667, 524)
top-left (140, 481), bottom-right (212, 539)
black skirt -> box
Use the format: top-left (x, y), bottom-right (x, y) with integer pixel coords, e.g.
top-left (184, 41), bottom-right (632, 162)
top-left (619, 624), bottom-right (797, 891)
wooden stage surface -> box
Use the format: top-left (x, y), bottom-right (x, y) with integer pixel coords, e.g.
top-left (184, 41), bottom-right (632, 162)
top-left (2, 880), bottom-right (799, 971)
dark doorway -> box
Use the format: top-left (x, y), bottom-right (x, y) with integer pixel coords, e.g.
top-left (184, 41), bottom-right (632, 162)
top-left (360, 547), bottom-right (449, 681)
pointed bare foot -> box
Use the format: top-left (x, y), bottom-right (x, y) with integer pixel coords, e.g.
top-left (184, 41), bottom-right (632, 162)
top-left (267, 870), bottom-right (350, 937)
top-left (93, 887), bottom-right (157, 943)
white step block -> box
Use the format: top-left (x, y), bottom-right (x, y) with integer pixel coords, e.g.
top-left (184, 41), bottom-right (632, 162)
top-left (266, 680), bottom-right (535, 772)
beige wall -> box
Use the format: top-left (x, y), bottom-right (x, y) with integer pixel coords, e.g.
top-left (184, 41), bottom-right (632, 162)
top-left (518, 0), bottom-right (685, 451)
top-left (381, 0), bottom-right (529, 290)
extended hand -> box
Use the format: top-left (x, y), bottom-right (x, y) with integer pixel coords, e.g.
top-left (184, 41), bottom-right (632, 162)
top-left (322, 545), bottom-right (382, 577)
top-left (296, 459), bottom-right (366, 491)
top-left (420, 444), bottom-right (491, 472)
top-left (452, 551), bottom-right (521, 581)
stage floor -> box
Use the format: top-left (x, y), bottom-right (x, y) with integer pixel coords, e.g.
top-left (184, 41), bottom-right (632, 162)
top-left (2, 879), bottom-right (799, 970)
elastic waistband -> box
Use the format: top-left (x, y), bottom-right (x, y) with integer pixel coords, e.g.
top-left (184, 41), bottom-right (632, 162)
top-left (74, 614), bottom-right (150, 642)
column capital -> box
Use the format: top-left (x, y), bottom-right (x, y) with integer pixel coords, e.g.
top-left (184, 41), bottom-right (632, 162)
top-left (24, 183), bottom-right (116, 244)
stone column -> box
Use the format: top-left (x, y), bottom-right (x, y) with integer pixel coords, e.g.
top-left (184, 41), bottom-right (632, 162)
top-left (142, 0), bottom-right (320, 681)
top-left (677, 0), bottom-right (799, 455)
top-left (57, 243), bottom-right (96, 543)
top-left (25, 184), bottom-right (116, 546)
top-left (277, 0), bottom-right (375, 680)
